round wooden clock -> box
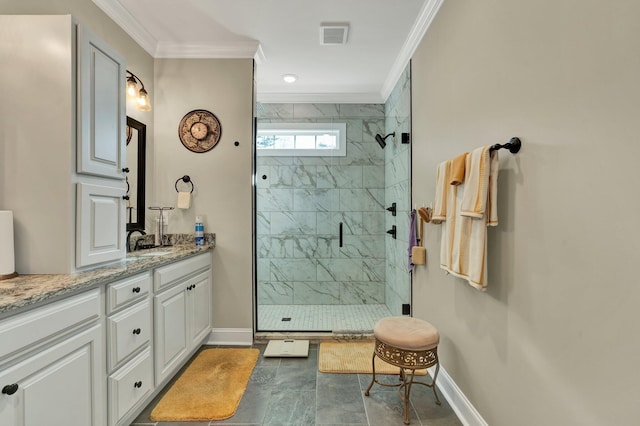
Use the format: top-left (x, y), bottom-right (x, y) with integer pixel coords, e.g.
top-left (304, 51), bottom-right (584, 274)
top-left (178, 109), bottom-right (222, 153)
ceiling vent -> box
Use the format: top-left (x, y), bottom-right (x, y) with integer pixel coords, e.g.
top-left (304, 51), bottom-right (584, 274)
top-left (320, 24), bottom-right (349, 45)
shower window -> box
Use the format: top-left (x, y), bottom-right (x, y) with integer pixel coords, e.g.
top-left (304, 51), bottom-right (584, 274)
top-left (256, 122), bottom-right (346, 156)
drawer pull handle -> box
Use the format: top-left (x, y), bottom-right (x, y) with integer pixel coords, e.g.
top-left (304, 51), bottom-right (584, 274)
top-left (132, 287), bottom-right (141, 293)
top-left (2, 384), bottom-right (18, 395)
top-left (132, 328), bottom-right (141, 335)
top-left (134, 381), bottom-right (142, 388)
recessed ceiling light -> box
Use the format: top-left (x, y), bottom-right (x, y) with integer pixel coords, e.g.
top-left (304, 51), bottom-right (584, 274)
top-left (283, 74), bottom-right (297, 83)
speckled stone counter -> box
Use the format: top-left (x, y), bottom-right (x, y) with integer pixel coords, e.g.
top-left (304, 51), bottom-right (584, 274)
top-left (0, 242), bottom-right (214, 316)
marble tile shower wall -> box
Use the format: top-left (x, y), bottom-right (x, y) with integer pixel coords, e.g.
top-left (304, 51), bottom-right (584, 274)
top-left (256, 104), bottom-right (386, 306)
top-left (384, 65), bottom-right (412, 316)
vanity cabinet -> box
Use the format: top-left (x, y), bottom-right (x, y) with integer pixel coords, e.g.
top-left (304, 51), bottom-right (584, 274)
top-left (0, 289), bottom-right (105, 426)
top-left (153, 253), bottom-right (212, 385)
top-left (0, 251), bottom-right (213, 426)
top-left (0, 15), bottom-right (126, 274)
top-left (105, 272), bottom-right (153, 426)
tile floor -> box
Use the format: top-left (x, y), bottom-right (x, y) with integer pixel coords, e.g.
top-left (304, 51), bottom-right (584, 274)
top-left (131, 343), bottom-right (462, 426)
top-left (257, 304), bottom-right (393, 332)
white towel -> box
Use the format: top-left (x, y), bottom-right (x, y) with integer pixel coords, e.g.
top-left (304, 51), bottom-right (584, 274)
top-left (460, 146), bottom-right (498, 223)
top-left (177, 191), bottom-right (191, 209)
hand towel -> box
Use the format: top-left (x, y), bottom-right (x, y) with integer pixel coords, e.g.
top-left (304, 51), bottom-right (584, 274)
top-left (177, 191), bottom-right (191, 209)
top-left (432, 160), bottom-right (450, 224)
top-left (408, 210), bottom-right (418, 271)
top-left (449, 152), bottom-right (468, 185)
top-left (460, 146), bottom-right (492, 219)
top-left (486, 150), bottom-right (499, 226)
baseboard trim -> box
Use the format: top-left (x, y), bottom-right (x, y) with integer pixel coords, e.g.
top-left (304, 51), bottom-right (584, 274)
top-left (428, 365), bottom-right (488, 426)
top-left (207, 328), bottom-right (253, 346)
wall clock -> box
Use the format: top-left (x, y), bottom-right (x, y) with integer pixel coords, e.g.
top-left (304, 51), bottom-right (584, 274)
top-left (178, 109), bottom-right (222, 153)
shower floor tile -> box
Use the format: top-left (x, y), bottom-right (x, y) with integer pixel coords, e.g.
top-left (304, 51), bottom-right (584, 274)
top-left (257, 304), bottom-right (393, 332)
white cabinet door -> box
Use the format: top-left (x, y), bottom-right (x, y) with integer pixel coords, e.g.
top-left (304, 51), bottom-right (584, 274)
top-left (0, 325), bottom-right (105, 426)
top-left (188, 271), bottom-right (211, 348)
top-left (154, 283), bottom-right (188, 385)
top-left (76, 182), bottom-right (126, 267)
top-left (77, 24), bottom-right (126, 180)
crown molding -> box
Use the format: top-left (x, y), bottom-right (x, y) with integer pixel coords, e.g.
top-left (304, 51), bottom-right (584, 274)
top-left (92, 0), bottom-right (157, 56)
top-left (256, 91), bottom-right (385, 104)
top-left (154, 41), bottom-right (260, 58)
top-left (254, 44), bottom-right (266, 65)
top-left (380, 0), bottom-right (445, 102)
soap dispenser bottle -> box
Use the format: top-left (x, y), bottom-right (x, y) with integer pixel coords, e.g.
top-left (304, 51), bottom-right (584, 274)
top-left (195, 216), bottom-right (204, 246)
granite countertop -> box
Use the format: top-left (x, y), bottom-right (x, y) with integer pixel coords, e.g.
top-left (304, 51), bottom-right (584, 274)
top-left (0, 241), bottom-right (214, 316)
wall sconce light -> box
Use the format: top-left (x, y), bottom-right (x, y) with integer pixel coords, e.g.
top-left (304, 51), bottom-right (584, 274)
top-left (126, 70), bottom-right (151, 111)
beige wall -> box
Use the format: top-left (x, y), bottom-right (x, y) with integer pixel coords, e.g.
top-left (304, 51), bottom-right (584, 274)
top-left (411, 0), bottom-right (639, 425)
top-left (153, 59), bottom-right (254, 329)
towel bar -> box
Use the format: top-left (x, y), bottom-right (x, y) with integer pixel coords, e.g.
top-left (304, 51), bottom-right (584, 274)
top-left (490, 137), bottom-right (521, 153)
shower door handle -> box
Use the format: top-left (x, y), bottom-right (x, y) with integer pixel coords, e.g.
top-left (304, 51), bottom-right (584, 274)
top-left (339, 222), bottom-right (343, 247)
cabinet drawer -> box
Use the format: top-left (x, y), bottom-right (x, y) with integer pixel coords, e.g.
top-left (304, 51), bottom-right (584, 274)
top-left (107, 299), bottom-right (151, 372)
top-left (0, 288), bottom-right (101, 362)
top-left (106, 272), bottom-right (151, 314)
top-left (108, 347), bottom-right (153, 426)
top-left (154, 252), bottom-right (211, 292)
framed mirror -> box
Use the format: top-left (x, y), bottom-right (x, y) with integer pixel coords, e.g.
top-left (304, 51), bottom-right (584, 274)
top-left (126, 116), bottom-right (146, 231)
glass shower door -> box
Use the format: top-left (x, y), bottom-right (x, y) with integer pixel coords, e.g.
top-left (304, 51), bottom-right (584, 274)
top-left (255, 104), bottom-right (390, 332)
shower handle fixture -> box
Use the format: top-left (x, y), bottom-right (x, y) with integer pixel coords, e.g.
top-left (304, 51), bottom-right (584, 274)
top-left (386, 202), bottom-right (397, 216)
top-left (386, 225), bottom-right (397, 239)
top-left (374, 132), bottom-right (395, 149)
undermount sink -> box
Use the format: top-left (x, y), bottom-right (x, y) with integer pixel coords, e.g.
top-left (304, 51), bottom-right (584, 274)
top-left (135, 250), bottom-right (176, 257)
top-left (127, 248), bottom-right (177, 260)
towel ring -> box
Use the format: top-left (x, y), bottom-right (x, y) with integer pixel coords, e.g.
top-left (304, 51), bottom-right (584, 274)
top-left (175, 175), bottom-right (195, 193)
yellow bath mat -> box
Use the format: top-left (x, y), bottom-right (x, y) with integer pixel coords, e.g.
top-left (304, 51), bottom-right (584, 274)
top-left (150, 348), bottom-right (259, 421)
top-left (318, 341), bottom-right (426, 375)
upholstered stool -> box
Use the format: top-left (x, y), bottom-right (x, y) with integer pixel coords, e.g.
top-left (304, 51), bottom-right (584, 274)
top-left (365, 317), bottom-right (441, 425)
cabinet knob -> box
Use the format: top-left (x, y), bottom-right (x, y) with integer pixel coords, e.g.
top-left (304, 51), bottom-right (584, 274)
top-left (186, 285), bottom-right (193, 291)
top-left (134, 381), bottom-right (142, 388)
top-left (122, 167), bottom-right (130, 173)
top-left (123, 195), bottom-right (130, 200)
top-left (132, 328), bottom-right (141, 335)
top-left (2, 384), bottom-right (18, 395)
top-left (132, 286), bottom-right (141, 293)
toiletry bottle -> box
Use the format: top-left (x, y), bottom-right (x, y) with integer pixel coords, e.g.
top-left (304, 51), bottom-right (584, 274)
top-left (195, 216), bottom-right (204, 246)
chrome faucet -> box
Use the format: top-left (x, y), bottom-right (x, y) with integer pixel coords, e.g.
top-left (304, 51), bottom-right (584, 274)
top-left (149, 207), bottom-right (174, 247)
top-left (126, 229), bottom-right (146, 252)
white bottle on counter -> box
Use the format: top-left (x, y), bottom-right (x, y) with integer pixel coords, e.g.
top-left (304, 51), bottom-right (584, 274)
top-left (195, 216), bottom-right (204, 246)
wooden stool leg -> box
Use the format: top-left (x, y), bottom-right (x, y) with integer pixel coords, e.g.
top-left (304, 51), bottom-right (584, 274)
top-left (364, 351), bottom-right (376, 396)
